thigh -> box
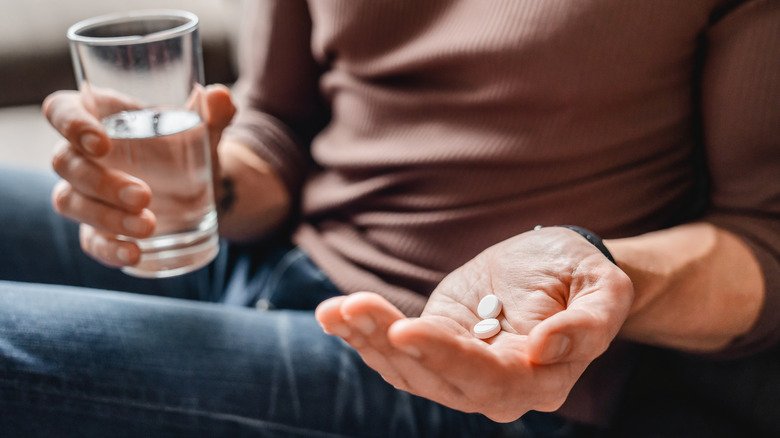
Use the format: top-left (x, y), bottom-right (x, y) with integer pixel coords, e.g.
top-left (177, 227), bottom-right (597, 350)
top-left (0, 166), bottom-right (224, 301)
top-left (0, 281), bottom-right (511, 437)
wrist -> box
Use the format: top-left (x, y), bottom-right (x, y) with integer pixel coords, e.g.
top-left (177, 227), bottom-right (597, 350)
top-left (535, 225), bottom-right (616, 264)
top-left (559, 225), bottom-right (616, 264)
top-left (602, 236), bottom-right (667, 337)
top-left (603, 224), bottom-right (763, 351)
top-left (216, 139), bottom-right (291, 242)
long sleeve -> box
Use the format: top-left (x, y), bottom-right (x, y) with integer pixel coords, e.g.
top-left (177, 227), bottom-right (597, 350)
top-left (700, 0), bottom-right (780, 356)
top-left (222, 0), bottom-right (326, 197)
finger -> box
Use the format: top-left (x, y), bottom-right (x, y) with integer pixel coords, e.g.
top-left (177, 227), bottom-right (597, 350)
top-left (316, 296), bottom-right (353, 338)
top-left (339, 292), bottom-right (405, 347)
top-left (383, 347), bottom-right (472, 413)
top-left (337, 293), bottom-right (415, 390)
top-left (332, 307), bottom-right (474, 412)
top-left (51, 142), bottom-right (151, 213)
top-left (337, 292), bottom-right (474, 403)
top-left (390, 319), bottom-right (527, 395)
top-left (204, 84), bottom-right (236, 161)
top-left (42, 91), bottom-right (109, 156)
top-left (79, 224), bottom-right (141, 267)
top-left (393, 319), bottom-right (587, 422)
top-left (205, 84), bottom-right (236, 132)
top-left (52, 181), bottom-right (155, 238)
top-left (314, 297), bottom-right (371, 348)
top-left (526, 307), bottom-right (611, 365)
top-left (389, 318), bottom-right (523, 412)
top-left (316, 295), bottom-right (411, 388)
top-left (317, 294), bottom-right (466, 406)
top-left (389, 318), bottom-right (574, 419)
top-left (389, 318), bottom-right (516, 380)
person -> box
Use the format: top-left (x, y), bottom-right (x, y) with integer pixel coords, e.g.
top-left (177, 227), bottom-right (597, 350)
top-left (1, 0), bottom-right (778, 436)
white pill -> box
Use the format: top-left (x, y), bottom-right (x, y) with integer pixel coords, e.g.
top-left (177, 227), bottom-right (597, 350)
top-left (473, 318), bottom-right (501, 339)
top-left (477, 294), bottom-right (502, 319)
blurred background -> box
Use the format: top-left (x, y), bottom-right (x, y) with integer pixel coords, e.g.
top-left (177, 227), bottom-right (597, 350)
top-left (0, 0), bottom-right (240, 169)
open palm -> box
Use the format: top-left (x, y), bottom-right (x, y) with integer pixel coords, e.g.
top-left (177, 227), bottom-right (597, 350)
top-left (316, 227), bottom-right (633, 422)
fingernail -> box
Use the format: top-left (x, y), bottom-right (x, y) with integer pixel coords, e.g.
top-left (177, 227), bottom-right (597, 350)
top-left (399, 345), bottom-right (422, 358)
top-left (80, 133), bottom-right (102, 155)
top-left (329, 324), bottom-right (351, 339)
top-left (540, 334), bottom-right (570, 363)
top-left (119, 185), bottom-right (146, 208)
top-left (122, 216), bottom-right (149, 235)
top-left (351, 315), bottom-right (376, 335)
top-left (116, 247), bottom-right (133, 263)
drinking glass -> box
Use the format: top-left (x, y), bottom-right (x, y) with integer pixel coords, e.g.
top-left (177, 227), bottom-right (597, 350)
top-left (67, 10), bottom-right (218, 278)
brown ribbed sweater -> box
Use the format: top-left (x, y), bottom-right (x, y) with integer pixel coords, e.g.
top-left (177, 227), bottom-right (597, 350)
top-left (224, 0), bottom-right (780, 430)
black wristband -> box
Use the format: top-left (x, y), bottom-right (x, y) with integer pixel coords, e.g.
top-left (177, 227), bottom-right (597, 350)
top-left (535, 225), bottom-right (617, 265)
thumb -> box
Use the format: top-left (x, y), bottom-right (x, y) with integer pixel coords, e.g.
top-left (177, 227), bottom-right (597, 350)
top-left (527, 265), bottom-right (632, 365)
top-left (526, 307), bottom-right (619, 365)
top-left (203, 84), bottom-right (236, 150)
top-left (201, 84), bottom-right (236, 193)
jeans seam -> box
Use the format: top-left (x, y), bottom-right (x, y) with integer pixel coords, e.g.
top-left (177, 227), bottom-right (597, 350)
top-left (263, 249), bottom-right (306, 305)
top-left (269, 249), bottom-right (306, 288)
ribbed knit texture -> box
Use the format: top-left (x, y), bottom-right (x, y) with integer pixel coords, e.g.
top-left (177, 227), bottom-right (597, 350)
top-left (224, 0), bottom-right (780, 427)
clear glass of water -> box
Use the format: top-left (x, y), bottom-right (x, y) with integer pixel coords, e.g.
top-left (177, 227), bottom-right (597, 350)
top-left (67, 10), bottom-right (218, 278)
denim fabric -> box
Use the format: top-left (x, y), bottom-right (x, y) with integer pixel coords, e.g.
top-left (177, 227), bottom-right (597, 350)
top-left (0, 167), bottom-right (579, 437)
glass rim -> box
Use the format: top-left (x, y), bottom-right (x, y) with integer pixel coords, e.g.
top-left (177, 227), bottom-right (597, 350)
top-left (67, 9), bottom-right (198, 46)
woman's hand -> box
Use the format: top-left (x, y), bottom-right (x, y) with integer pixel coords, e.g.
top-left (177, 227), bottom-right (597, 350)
top-left (42, 85), bottom-right (235, 267)
top-left (316, 227), bottom-right (633, 422)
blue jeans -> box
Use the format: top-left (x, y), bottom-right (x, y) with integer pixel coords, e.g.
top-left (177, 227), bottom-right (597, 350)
top-left (0, 167), bottom-right (579, 437)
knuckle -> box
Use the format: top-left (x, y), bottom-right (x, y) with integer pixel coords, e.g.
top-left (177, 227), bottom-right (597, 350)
top-left (80, 236), bottom-right (90, 254)
top-left (87, 232), bottom-right (111, 262)
top-left (94, 241), bottom-right (109, 261)
top-left (388, 380), bottom-right (407, 392)
top-left (90, 241), bottom-right (107, 262)
top-left (616, 270), bottom-right (635, 295)
top-left (97, 170), bottom-right (123, 202)
top-left (78, 226), bottom-right (91, 251)
top-left (104, 209), bottom-right (127, 233)
top-left (51, 144), bottom-right (75, 175)
top-left (42, 90), bottom-right (70, 118)
top-left (60, 116), bottom-right (85, 138)
top-left (394, 376), bottom-right (414, 394)
top-left (51, 182), bottom-right (72, 213)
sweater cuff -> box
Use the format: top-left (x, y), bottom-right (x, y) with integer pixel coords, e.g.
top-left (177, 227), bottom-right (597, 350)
top-left (223, 108), bottom-right (309, 197)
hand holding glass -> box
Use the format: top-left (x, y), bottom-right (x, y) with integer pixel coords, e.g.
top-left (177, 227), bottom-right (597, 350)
top-left (67, 10), bottom-right (218, 278)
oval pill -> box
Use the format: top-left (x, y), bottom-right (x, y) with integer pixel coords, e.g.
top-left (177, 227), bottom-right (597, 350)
top-left (473, 318), bottom-right (501, 339)
top-left (477, 294), bottom-right (502, 319)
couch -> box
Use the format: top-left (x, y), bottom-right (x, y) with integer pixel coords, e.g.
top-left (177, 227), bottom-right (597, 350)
top-left (0, 0), bottom-right (239, 169)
